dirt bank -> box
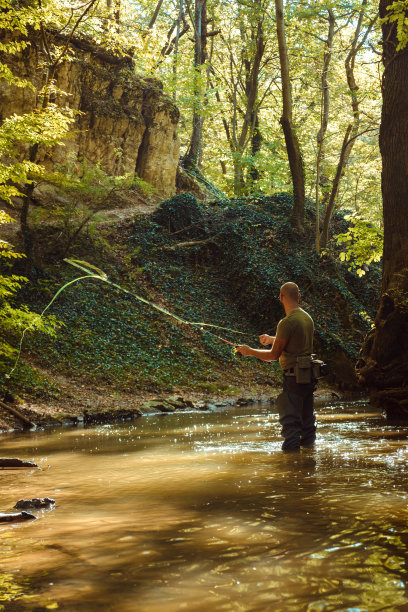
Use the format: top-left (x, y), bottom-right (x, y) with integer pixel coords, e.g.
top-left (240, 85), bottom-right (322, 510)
top-left (0, 370), bottom-right (355, 434)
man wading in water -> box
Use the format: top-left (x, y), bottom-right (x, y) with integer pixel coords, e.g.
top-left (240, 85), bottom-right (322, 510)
top-left (236, 282), bottom-right (316, 451)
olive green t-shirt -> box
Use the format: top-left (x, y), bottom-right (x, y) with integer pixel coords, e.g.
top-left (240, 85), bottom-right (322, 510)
top-left (275, 307), bottom-right (314, 371)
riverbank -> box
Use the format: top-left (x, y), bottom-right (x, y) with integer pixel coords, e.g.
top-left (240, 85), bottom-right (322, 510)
top-left (0, 370), bottom-right (355, 434)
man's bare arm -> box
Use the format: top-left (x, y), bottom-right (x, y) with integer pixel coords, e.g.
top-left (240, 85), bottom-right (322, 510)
top-left (237, 337), bottom-right (287, 361)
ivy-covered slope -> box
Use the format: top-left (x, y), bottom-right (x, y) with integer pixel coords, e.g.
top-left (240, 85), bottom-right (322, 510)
top-left (4, 193), bottom-right (380, 399)
top-left (144, 193), bottom-right (380, 384)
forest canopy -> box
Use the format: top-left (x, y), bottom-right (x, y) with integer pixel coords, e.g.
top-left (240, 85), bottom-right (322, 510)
top-left (1, 0), bottom-right (383, 254)
top-left (108, 0), bottom-right (383, 244)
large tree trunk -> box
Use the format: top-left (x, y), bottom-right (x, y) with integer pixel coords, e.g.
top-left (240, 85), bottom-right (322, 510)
top-left (356, 0), bottom-right (408, 418)
top-left (275, 0), bottom-right (305, 232)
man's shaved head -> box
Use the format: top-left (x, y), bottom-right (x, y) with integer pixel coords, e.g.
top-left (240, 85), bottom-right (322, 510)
top-left (280, 282), bottom-right (300, 301)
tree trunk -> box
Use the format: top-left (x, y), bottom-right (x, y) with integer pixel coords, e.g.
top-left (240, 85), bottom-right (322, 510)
top-left (356, 0), bottom-right (408, 419)
top-left (171, 0), bottom-right (184, 99)
top-left (320, 0), bottom-right (376, 249)
top-left (275, 0), bottom-right (305, 232)
top-left (215, 7), bottom-right (265, 196)
top-left (182, 0), bottom-right (207, 171)
top-left (248, 115), bottom-right (262, 189)
top-left (148, 0), bottom-right (165, 29)
top-left (315, 9), bottom-right (335, 252)
top-left (320, 123), bottom-right (352, 248)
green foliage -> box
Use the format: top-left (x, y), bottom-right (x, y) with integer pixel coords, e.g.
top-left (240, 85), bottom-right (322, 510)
top-left (382, 0), bottom-right (408, 50)
top-left (0, 2), bottom-right (78, 203)
top-left (0, 1), bottom-right (83, 397)
top-left (0, 106), bottom-right (76, 203)
top-left (136, 0), bottom-right (382, 215)
top-left (1, 105), bottom-right (75, 150)
top-left (152, 193), bottom-right (206, 235)
top-left (336, 215), bottom-right (383, 276)
top-left (0, 215), bottom-right (58, 396)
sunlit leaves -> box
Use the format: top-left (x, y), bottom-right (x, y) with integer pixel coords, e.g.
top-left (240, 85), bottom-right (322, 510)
top-left (0, 161), bottom-right (43, 203)
top-left (0, 216), bottom-right (57, 366)
top-left (383, 0), bottom-right (408, 50)
top-left (0, 211), bottom-right (15, 225)
top-left (0, 105), bottom-right (75, 151)
top-left (336, 214), bottom-right (383, 275)
top-left (0, 64), bottom-right (33, 89)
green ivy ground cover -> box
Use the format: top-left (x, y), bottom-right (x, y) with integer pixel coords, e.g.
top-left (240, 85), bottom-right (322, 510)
top-left (3, 193), bottom-right (381, 398)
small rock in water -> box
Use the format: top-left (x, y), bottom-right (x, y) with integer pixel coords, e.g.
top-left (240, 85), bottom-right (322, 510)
top-left (200, 403), bottom-right (216, 411)
top-left (166, 395), bottom-right (195, 410)
top-left (83, 407), bottom-right (142, 424)
top-left (236, 397), bottom-right (251, 406)
top-left (15, 497), bottom-right (55, 509)
top-left (0, 511), bottom-right (36, 522)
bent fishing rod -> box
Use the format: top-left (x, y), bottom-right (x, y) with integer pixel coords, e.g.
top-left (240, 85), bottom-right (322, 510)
top-left (65, 259), bottom-right (249, 345)
top-left (7, 258), bottom-right (251, 378)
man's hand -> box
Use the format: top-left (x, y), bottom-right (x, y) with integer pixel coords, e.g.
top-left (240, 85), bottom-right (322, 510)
top-left (236, 344), bottom-right (252, 356)
top-left (236, 341), bottom-right (283, 362)
top-left (259, 334), bottom-right (274, 346)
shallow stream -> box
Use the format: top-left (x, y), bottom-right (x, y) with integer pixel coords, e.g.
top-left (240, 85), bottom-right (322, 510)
top-left (1, 399), bottom-right (408, 611)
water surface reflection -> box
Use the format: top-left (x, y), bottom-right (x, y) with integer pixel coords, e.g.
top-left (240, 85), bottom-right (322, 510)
top-left (1, 400), bottom-right (408, 611)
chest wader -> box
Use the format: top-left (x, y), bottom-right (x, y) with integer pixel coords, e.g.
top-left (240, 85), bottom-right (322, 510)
top-left (277, 358), bottom-right (317, 451)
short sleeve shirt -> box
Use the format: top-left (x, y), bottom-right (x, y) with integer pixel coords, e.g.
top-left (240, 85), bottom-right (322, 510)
top-left (275, 307), bottom-right (314, 370)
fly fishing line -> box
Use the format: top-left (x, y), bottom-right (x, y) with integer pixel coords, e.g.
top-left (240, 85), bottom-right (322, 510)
top-left (6, 258), bottom-right (250, 379)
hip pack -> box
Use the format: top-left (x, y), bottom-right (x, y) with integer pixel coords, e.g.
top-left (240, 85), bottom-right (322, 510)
top-left (311, 354), bottom-right (329, 379)
top-left (295, 355), bottom-right (312, 383)
top-left (295, 354), bottom-right (329, 383)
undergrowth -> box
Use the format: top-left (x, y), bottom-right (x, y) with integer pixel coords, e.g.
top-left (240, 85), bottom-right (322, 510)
top-left (3, 192), bottom-right (380, 398)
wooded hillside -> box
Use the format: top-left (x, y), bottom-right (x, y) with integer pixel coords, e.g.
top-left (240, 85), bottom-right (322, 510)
top-left (3, 0), bottom-right (407, 417)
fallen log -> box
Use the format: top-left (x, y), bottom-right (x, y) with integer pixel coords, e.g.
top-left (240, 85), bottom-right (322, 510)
top-left (0, 458), bottom-right (39, 469)
top-left (161, 233), bottom-right (221, 251)
top-left (0, 399), bottom-right (35, 428)
top-left (0, 511), bottom-right (36, 522)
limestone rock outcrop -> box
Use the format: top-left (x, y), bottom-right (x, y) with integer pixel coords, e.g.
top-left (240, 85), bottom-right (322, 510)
top-left (0, 34), bottom-right (180, 197)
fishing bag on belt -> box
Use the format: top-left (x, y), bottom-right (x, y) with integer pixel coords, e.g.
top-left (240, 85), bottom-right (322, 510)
top-left (311, 354), bottom-right (329, 379)
top-left (295, 354), bottom-right (329, 383)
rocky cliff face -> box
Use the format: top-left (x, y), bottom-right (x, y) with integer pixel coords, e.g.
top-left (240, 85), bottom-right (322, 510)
top-left (0, 35), bottom-right (180, 197)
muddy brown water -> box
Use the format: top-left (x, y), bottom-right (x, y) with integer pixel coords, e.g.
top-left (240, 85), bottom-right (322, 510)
top-left (1, 399), bottom-right (408, 611)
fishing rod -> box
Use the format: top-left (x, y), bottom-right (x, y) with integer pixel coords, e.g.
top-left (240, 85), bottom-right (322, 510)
top-left (6, 258), bottom-right (249, 378)
top-left (65, 259), bottom-right (248, 342)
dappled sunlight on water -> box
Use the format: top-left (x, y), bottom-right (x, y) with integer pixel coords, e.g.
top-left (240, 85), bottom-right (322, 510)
top-left (1, 400), bottom-right (408, 610)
